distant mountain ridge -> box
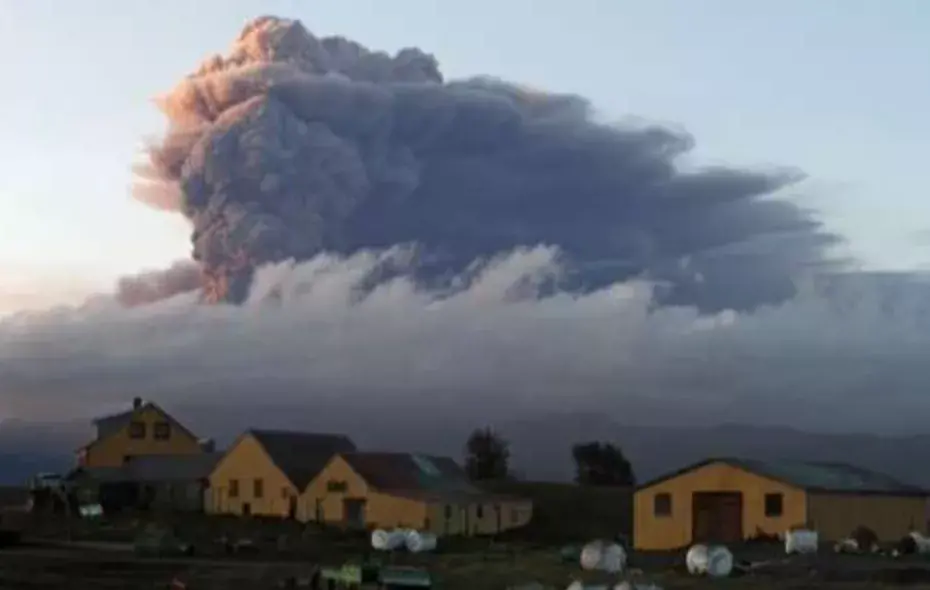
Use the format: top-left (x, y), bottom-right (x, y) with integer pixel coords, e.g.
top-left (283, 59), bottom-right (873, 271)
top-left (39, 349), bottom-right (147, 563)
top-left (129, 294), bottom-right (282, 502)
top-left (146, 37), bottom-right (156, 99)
top-left (2, 413), bottom-right (929, 487)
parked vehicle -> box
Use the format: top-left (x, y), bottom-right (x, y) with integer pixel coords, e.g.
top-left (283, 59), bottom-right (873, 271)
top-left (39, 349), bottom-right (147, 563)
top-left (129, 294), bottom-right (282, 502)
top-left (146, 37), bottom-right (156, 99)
top-left (316, 561), bottom-right (432, 589)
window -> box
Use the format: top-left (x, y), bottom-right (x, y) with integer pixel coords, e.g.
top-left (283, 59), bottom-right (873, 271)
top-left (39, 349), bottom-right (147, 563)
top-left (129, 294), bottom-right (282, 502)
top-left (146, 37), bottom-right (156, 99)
top-left (326, 480), bottom-right (348, 493)
top-left (154, 421), bottom-right (171, 440)
top-left (511, 508), bottom-right (520, 524)
top-left (444, 505), bottom-right (452, 519)
top-left (229, 479), bottom-right (239, 498)
top-left (128, 421), bottom-right (146, 439)
top-left (476, 505), bottom-right (484, 518)
top-left (253, 478), bottom-right (264, 499)
top-left (281, 487), bottom-right (291, 499)
top-left (653, 493), bottom-right (672, 517)
top-left (764, 493), bottom-right (783, 517)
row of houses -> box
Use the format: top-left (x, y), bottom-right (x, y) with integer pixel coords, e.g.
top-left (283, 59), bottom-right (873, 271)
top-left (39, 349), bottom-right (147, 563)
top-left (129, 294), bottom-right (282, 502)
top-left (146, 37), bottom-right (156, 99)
top-left (66, 398), bottom-right (930, 548)
top-left (66, 399), bottom-right (532, 537)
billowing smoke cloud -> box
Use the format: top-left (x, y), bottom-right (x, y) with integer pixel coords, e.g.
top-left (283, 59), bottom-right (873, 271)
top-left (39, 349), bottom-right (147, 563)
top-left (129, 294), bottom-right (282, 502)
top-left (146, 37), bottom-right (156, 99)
top-left (115, 261), bottom-right (202, 307)
top-left (7, 15), bottom-right (925, 462)
top-left (134, 16), bottom-right (838, 311)
top-left (2, 249), bottom-right (930, 438)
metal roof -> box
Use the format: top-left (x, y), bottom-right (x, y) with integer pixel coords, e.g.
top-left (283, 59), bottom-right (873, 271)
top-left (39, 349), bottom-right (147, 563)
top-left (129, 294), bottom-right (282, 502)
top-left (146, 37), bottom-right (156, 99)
top-left (127, 453), bottom-right (222, 482)
top-left (339, 452), bottom-right (511, 501)
top-left (247, 430), bottom-right (357, 490)
top-left (68, 453), bottom-right (222, 484)
top-left (638, 457), bottom-right (930, 496)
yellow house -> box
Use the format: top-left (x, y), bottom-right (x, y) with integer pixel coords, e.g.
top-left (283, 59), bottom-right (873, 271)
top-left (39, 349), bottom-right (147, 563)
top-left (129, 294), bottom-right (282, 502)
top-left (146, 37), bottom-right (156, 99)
top-left (304, 452), bottom-right (533, 536)
top-left (206, 430), bottom-right (356, 518)
top-left (634, 457), bottom-right (930, 550)
top-left (76, 398), bottom-right (204, 469)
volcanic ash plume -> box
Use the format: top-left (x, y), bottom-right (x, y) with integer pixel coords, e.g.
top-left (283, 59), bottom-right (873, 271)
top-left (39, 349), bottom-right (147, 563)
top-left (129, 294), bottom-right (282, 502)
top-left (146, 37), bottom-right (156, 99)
top-left (134, 15), bottom-right (838, 310)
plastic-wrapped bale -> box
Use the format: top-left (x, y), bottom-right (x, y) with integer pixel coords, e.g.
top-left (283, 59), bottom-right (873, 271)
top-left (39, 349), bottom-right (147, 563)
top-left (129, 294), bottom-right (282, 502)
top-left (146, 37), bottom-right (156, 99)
top-left (834, 537), bottom-right (859, 553)
top-left (371, 528), bottom-right (408, 551)
top-left (405, 530), bottom-right (438, 553)
top-left (600, 543), bottom-right (627, 574)
top-left (686, 544), bottom-right (732, 577)
top-left (785, 529), bottom-right (818, 554)
top-left (580, 540), bottom-right (626, 573)
top-left (580, 541), bottom-right (605, 571)
top-left (686, 544), bottom-right (709, 575)
top-left (910, 532), bottom-right (930, 555)
top-left (706, 546), bottom-right (733, 578)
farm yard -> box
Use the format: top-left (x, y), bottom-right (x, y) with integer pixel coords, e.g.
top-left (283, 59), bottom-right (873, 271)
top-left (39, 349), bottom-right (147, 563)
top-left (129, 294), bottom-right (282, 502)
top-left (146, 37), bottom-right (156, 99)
top-left (6, 512), bottom-right (930, 589)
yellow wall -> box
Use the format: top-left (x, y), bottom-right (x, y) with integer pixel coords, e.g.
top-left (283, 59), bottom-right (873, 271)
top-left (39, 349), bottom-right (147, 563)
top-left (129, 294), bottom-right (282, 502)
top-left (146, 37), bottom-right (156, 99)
top-left (633, 461), bottom-right (807, 550)
top-left (301, 456), bottom-right (428, 529)
top-left (303, 456), bottom-right (533, 537)
top-left (206, 434), bottom-right (299, 518)
top-left (808, 493), bottom-right (929, 542)
top-left (83, 405), bottom-right (202, 468)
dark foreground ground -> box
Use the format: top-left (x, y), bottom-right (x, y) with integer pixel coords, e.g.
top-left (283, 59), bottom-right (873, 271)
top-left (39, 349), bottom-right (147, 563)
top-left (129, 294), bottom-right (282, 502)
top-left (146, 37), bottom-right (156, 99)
top-left (5, 541), bottom-right (930, 590)
top-left (4, 507), bottom-right (930, 589)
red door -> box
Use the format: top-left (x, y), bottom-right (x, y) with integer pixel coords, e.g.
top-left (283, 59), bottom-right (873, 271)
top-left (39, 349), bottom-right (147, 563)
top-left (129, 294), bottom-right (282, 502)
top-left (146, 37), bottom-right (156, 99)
top-left (692, 492), bottom-right (743, 544)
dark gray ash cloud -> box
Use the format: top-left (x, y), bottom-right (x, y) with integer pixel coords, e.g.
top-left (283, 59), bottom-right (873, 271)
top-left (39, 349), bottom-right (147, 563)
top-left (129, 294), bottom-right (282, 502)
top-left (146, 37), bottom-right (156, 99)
top-left (2, 249), bottom-right (930, 438)
top-left (7, 15), bottom-right (929, 452)
top-left (133, 15), bottom-right (839, 311)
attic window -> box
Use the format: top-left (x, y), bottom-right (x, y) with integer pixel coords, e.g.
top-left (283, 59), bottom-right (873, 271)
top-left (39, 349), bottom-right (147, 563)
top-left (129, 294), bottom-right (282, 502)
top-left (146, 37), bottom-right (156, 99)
top-left (154, 422), bottom-right (171, 440)
top-left (326, 480), bottom-right (348, 493)
top-left (128, 421), bottom-right (146, 439)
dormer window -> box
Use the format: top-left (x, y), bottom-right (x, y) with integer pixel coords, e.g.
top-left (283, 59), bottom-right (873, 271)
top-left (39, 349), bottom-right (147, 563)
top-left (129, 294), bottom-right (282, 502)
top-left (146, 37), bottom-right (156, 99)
top-left (128, 421), bottom-right (146, 439)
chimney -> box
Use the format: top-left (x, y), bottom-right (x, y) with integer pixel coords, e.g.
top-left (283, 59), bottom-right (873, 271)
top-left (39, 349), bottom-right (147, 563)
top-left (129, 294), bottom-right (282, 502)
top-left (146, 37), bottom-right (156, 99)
top-left (132, 397), bottom-right (142, 410)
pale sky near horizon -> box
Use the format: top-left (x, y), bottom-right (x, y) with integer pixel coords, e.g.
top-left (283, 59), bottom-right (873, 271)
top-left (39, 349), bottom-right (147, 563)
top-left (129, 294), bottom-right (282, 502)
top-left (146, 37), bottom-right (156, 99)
top-left (1, 0), bottom-right (929, 312)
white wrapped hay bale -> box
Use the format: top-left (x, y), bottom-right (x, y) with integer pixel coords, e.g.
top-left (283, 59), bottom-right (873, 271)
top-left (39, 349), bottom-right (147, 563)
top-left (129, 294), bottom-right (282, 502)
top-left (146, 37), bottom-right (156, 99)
top-left (785, 529), bottom-right (818, 554)
top-left (834, 537), bottom-right (858, 553)
top-left (405, 530), bottom-right (438, 553)
top-left (371, 528), bottom-right (408, 551)
top-left (909, 531), bottom-right (930, 554)
top-left (686, 544), bottom-right (732, 578)
top-left (600, 543), bottom-right (627, 574)
top-left (580, 540), bottom-right (626, 573)
top-left (685, 544), bottom-right (708, 575)
top-left (580, 540), bottom-right (605, 571)
top-left (706, 545), bottom-right (733, 577)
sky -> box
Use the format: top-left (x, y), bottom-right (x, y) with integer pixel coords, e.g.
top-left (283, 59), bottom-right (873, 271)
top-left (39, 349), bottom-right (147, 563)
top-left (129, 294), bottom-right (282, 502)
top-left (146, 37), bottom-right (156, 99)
top-left (1, 0), bottom-right (929, 315)
top-left (2, 1), bottom-right (930, 440)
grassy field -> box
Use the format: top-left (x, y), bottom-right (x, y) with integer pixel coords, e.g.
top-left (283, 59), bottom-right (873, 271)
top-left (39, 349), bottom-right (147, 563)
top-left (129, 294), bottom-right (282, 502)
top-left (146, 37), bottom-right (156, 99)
top-left (15, 487), bottom-right (930, 589)
top-left (4, 542), bottom-right (930, 589)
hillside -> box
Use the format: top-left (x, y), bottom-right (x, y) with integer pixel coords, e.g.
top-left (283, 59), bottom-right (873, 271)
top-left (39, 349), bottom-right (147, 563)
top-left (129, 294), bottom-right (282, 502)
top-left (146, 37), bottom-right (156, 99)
top-left (2, 411), bottom-right (930, 487)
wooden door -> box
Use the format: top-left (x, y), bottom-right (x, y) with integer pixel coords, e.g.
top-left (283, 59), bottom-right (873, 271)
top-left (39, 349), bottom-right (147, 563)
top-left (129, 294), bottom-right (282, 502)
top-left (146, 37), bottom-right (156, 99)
top-left (342, 498), bottom-right (366, 529)
top-left (692, 492), bottom-right (743, 544)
